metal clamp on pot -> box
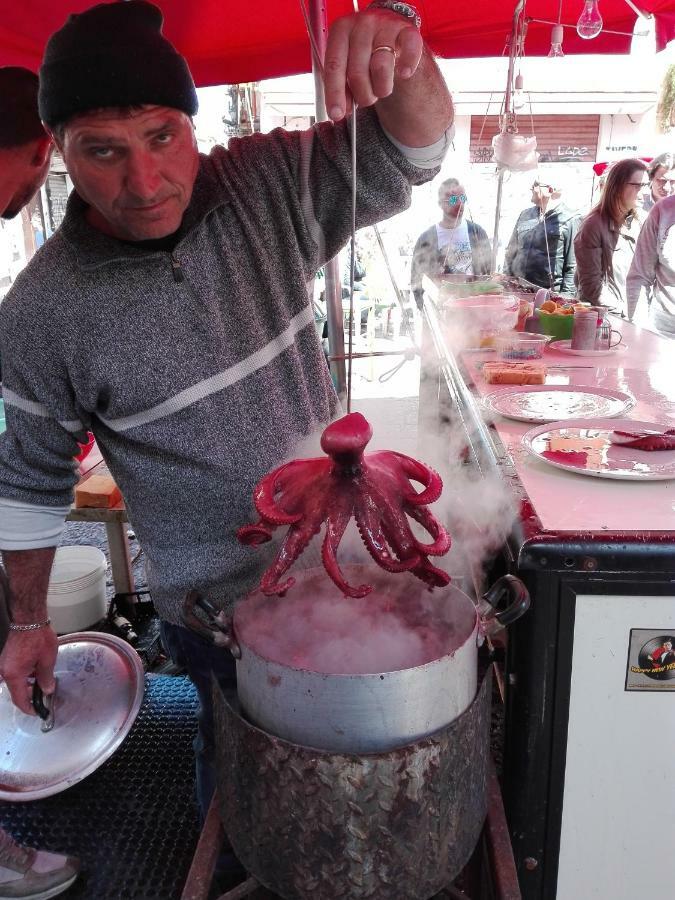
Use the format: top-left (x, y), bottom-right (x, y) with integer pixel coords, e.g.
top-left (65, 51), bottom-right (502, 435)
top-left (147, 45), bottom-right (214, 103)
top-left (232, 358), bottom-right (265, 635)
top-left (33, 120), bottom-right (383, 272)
top-left (181, 590), bottom-right (241, 658)
top-left (476, 573), bottom-right (530, 641)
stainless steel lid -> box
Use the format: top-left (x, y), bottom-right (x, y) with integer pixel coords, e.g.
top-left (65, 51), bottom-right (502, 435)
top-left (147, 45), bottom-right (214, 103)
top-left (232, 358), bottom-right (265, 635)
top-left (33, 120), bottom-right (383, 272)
top-left (0, 631), bottom-right (144, 801)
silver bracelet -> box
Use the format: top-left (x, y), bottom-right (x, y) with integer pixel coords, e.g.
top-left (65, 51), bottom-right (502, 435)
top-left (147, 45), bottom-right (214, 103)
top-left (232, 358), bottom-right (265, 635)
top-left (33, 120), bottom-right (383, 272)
top-left (8, 618), bottom-right (51, 632)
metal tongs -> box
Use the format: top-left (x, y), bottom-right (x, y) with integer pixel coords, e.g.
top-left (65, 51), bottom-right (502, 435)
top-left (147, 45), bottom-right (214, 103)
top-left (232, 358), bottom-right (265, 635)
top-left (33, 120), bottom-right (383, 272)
top-left (31, 678), bottom-right (57, 732)
top-left (181, 591), bottom-right (241, 658)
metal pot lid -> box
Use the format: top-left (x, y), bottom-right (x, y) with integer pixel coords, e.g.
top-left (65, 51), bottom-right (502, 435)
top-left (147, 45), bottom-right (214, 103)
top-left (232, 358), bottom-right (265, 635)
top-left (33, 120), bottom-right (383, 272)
top-left (0, 631), bottom-right (144, 802)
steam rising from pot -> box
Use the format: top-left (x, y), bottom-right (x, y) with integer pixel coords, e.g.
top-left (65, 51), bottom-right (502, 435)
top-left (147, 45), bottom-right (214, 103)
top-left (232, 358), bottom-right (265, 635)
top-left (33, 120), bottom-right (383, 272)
top-left (236, 567), bottom-right (474, 674)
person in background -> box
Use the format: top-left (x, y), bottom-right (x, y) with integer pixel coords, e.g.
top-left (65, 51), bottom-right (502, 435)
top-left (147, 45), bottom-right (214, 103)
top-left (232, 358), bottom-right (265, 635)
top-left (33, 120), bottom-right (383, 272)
top-left (0, 68), bottom-right (52, 221)
top-left (574, 158), bottom-right (648, 316)
top-left (626, 188), bottom-right (675, 336)
top-left (0, 68), bottom-right (79, 900)
top-left (0, 2), bottom-right (453, 884)
top-left (410, 177), bottom-right (491, 310)
top-left (641, 152), bottom-right (675, 213)
top-left (503, 179), bottom-right (580, 298)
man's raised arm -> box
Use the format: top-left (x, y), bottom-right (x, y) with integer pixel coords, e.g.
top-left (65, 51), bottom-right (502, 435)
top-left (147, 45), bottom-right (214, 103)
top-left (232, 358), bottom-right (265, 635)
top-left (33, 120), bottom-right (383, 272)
top-left (324, 6), bottom-right (453, 147)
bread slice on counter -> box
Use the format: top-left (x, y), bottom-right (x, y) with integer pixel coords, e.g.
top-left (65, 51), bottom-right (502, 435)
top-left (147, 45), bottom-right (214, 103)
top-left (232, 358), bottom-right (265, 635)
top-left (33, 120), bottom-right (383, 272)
top-left (483, 361), bottom-right (547, 385)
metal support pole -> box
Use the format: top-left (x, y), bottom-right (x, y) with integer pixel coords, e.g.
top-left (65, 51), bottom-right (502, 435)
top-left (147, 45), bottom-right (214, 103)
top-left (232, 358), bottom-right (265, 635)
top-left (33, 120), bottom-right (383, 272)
top-left (491, 0), bottom-right (525, 272)
top-left (308, 0), bottom-right (347, 400)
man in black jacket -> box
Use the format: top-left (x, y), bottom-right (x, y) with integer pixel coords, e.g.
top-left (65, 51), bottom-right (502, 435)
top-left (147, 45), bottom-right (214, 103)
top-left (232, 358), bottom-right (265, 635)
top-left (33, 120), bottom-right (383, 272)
top-left (503, 179), bottom-right (579, 297)
top-left (411, 177), bottom-right (492, 309)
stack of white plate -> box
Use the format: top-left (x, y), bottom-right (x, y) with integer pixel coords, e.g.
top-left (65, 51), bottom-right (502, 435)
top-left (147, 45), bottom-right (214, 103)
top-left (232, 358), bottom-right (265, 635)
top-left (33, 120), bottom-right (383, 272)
top-left (47, 546), bottom-right (108, 634)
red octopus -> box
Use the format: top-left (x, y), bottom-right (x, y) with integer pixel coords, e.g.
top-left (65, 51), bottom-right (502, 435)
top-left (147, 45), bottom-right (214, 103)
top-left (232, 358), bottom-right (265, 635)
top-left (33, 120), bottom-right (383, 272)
top-left (237, 413), bottom-right (451, 598)
top-left (611, 428), bottom-right (675, 451)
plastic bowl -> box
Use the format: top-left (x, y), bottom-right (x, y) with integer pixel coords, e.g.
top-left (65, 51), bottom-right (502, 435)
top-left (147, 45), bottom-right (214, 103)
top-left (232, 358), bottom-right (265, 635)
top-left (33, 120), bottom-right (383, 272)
top-left (536, 308), bottom-right (574, 340)
top-left (495, 331), bottom-right (550, 360)
top-left (443, 293), bottom-right (519, 336)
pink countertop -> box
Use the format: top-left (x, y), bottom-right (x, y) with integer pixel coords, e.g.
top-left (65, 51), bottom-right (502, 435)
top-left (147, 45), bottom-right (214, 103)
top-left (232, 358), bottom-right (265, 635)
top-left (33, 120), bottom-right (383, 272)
top-left (462, 320), bottom-right (675, 535)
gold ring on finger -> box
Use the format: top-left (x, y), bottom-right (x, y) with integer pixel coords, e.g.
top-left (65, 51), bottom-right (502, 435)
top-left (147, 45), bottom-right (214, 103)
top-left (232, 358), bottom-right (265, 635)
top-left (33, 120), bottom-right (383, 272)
top-left (371, 45), bottom-right (397, 57)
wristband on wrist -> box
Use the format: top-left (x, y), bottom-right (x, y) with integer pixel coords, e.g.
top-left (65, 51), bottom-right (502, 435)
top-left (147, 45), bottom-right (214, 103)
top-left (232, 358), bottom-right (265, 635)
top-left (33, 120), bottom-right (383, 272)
top-left (367, 1), bottom-right (422, 30)
top-left (9, 618), bottom-right (51, 632)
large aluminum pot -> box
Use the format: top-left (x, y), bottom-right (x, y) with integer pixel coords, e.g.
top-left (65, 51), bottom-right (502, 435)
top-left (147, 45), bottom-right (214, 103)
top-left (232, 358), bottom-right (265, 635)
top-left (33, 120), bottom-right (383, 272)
top-left (184, 566), bottom-right (528, 753)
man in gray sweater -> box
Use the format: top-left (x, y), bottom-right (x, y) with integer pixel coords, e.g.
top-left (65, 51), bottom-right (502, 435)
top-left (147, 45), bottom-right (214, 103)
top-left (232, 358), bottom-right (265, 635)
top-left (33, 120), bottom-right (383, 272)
top-left (0, 0), bottom-right (453, 822)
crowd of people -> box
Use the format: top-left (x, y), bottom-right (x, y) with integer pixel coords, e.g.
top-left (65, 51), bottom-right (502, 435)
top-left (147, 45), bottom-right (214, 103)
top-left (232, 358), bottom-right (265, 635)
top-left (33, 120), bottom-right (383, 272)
top-left (412, 152), bottom-right (675, 337)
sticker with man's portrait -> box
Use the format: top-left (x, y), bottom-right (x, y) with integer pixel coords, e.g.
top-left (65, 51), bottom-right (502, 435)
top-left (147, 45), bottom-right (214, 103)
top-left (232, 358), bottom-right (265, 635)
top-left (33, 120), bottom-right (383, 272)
top-left (625, 629), bottom-right (675, 692)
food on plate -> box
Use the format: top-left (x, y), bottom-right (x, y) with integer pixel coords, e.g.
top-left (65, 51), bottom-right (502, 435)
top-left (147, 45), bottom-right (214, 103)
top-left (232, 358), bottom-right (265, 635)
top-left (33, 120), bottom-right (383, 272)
top-left (539, 299), bottom-right (575, 315)
top-left (609, 428), bottom-right (675, 451)
top-left (482, 361), bottom-right (547, 385)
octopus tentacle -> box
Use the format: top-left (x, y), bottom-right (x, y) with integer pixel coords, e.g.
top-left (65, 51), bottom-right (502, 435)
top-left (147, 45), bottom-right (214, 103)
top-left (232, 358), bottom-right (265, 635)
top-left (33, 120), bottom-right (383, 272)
top-left (322, 501), bottom-right (372, 598)
top-left (376, 495), bottom-right (421, 561)
top-left (354, 496), bottom-right (421, 573)
top-left (253, 460), bottom-right (317, 525)
top-left (404, 504), bottom-right (452, 556)
top-left (260, 514), bottom-right (325, 596)
top-left (389, 453), bottom-right (444, 506)
top-left (237, 522), bottom-right (275, 546)
top-left (410, 557), bottom-right (451, 590)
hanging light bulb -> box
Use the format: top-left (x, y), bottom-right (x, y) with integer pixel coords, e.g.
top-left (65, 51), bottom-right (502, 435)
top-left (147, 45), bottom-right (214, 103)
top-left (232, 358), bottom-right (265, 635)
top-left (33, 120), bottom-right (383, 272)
top-left (576, 0), bottom-right (603, 39)
top-left (513, 73), bottom-right (526, 110)
top-left (548, 24), bottom-right (565, 57)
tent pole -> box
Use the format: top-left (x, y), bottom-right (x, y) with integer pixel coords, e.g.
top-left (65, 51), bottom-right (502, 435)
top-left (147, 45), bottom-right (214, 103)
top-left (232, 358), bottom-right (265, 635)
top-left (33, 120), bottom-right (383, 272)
top-left (491, 0), bottom-right (525, 272)
top-left (308, 0), bottom-right (347, 400)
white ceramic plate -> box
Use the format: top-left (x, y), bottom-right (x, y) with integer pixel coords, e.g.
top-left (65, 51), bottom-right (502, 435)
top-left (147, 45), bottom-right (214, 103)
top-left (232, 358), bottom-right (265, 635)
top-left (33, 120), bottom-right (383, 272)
top-left (482, 385), bottom-right (634, 424)
top-left (522, 418), bottom-right (675, 480)
top-left (549, 339), bottom-right (625, 357)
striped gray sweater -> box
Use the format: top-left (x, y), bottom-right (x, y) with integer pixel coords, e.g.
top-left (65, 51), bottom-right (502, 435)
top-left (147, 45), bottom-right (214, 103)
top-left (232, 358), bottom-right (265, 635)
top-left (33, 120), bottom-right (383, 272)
top-left (0, 109), bottom-right (437, 624)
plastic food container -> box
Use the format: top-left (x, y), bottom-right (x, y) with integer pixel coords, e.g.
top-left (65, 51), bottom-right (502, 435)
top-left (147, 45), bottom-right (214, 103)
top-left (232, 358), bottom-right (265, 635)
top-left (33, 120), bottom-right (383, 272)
top-left (535, 308), bottom-right (574, 340)
top-left (495, 331), bottom-right (550, 360)
top-left (47, 546), bottom-right (108, 634)
top-left (442, 294), bottom-right (519, 343)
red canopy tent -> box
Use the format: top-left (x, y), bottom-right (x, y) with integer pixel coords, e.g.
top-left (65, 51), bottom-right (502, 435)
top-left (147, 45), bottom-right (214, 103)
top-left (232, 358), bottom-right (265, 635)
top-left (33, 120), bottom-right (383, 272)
top-left (2, 0), bottom-right (675, 85)
top-left (3, 0), bottom-right (675, 389)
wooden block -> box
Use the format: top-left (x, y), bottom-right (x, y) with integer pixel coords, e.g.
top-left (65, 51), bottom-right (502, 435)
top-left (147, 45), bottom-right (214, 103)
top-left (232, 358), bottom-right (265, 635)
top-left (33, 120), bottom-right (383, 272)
top-left (75, 474), bottom-right (122, 509)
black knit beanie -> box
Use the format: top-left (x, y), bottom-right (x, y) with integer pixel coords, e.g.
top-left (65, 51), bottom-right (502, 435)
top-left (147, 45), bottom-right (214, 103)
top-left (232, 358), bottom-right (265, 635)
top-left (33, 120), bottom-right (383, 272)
top-left (38, 1), bottom-right (198, 127)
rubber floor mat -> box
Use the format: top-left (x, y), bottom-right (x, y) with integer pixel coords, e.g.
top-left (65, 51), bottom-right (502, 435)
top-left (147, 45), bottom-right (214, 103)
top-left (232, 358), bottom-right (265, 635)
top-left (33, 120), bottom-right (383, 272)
top-left (0, 674), bottom-right (200, 899)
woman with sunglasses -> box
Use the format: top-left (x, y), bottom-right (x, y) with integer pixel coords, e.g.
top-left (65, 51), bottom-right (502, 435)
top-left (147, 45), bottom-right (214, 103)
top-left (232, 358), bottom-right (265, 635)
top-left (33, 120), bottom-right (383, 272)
top-left (574, 158), bottom-right (648, 315)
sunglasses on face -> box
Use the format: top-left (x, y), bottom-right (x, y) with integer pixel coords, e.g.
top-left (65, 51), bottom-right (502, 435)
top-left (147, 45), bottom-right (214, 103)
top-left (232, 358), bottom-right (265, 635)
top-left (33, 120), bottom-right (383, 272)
top-left (446, 194), bottom-right (467, 205)
top-left (532, 182), bottom-right (553, 191)
top-left (627, 181), bottom-right (649, 188)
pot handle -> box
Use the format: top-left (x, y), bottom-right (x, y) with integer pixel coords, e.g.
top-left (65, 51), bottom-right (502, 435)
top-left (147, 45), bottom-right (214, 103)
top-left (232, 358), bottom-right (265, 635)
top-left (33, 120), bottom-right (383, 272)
top-left (180, 590), bottom-right (241, 659)
top-left (478, 574), bottom-right (530, 636)
top-left (31, 679), bottom-right (56, 732)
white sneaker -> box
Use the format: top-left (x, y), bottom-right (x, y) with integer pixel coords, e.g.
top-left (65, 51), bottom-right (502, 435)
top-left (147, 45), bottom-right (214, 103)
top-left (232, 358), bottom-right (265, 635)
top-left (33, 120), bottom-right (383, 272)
top-left (0, 828), bottom-right (80, 899)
